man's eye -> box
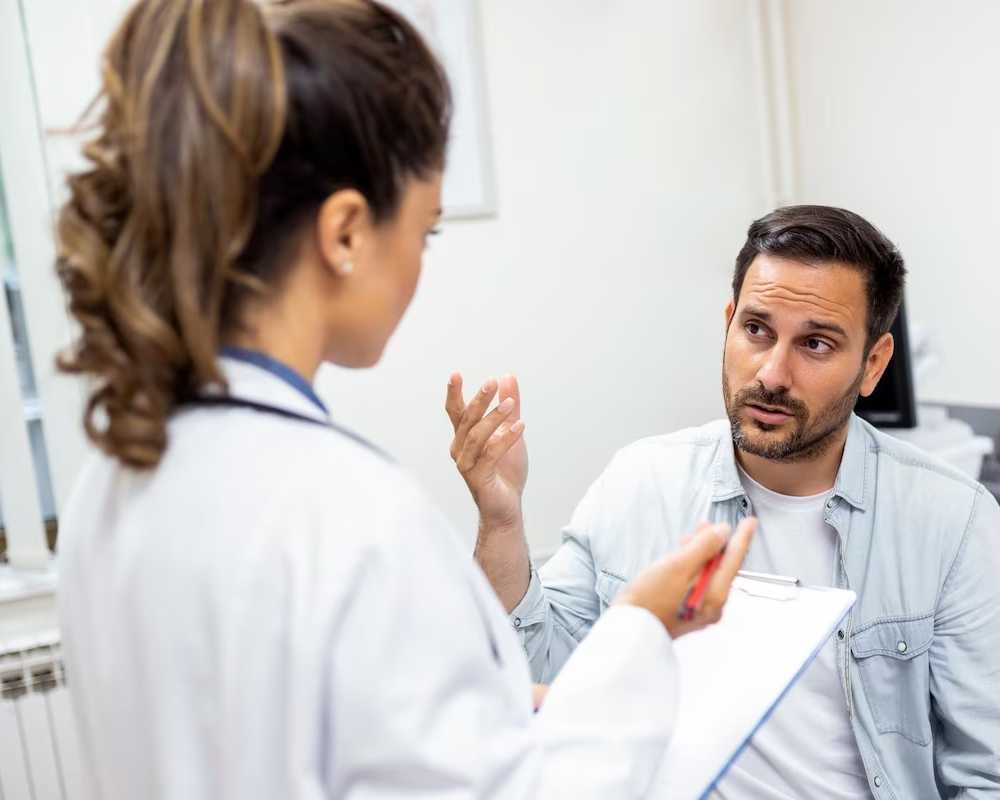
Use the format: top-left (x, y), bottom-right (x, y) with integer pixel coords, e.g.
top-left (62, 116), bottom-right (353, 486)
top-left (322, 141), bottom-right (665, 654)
top-left (745, 322), bottom-right (766, 337)
top-left (805, 338), bottom-right (833, 354)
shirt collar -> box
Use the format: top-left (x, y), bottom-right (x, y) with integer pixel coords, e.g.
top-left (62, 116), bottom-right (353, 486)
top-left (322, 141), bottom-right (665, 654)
top-left (711, 421), bottom-right (745, 503)
top-left (832, 414), bottom-right (870, 510)
top-left (711, 413), bottom-right (871, 511)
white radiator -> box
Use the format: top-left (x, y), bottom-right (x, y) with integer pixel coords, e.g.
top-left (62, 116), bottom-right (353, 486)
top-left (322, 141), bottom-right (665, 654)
top-left (0, 632), bottom-right (85, 800)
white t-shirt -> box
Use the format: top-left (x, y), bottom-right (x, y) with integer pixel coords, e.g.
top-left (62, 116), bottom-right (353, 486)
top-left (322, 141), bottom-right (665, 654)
top-left (712, 467), bottom-right (870, 799)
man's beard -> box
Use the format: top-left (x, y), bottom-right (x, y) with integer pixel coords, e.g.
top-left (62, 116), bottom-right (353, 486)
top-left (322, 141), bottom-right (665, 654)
top-left (722, 363), bottom-right (865, 463)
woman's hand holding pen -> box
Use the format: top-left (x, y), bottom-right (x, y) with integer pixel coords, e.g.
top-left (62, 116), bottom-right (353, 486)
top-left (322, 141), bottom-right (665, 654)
top-left (617, 518), bottom-right (757, 639)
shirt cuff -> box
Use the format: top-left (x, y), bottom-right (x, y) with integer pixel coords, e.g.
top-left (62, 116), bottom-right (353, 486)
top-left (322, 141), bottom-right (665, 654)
top-left (509, 567), bottom-right (546, 630)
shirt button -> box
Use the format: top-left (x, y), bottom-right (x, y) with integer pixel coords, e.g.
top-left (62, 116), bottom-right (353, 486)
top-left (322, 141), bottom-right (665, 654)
top-left (513, 617), bottom-right (521, 629)
top-left (740, 498), bottom-right (749, 509)
top-left (897, 640), bottom-right (907, 654)
top-left (837, 629), bottom-right (845, 641)
top-left (873, 775), bottom-right (882, 788)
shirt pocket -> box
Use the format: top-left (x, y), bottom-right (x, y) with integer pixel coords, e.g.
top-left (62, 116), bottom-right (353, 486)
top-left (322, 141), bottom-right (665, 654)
top-left (595, 570), bottom-right (628, 612)
top-left (850, 614), bottom-right (934, 746)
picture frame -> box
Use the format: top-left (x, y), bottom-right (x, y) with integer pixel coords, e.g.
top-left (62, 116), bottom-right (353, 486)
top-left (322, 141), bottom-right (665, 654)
top-left (385, 0), bottom-right (497, 219)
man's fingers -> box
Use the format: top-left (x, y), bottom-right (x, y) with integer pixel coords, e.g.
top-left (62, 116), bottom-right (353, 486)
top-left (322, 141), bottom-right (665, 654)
top-left (445, 373), bottom-right (465, 431)
top-left (498, 374), bottom-right (521, 421)
top-left (472, 419), bottom-right (526, 475)
top-left (453, 378), bottom-right (498, 456)
top-left (456, 396), bottom-right (516, 472)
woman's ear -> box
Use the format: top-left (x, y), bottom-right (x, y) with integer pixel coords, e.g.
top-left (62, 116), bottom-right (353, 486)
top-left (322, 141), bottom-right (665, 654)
top-left (316, 189), bottom-right (370, 277)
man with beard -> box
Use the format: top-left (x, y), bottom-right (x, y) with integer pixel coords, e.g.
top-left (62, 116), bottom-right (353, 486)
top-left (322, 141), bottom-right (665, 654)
top-left (446, 205), bottom-right (1000, 799)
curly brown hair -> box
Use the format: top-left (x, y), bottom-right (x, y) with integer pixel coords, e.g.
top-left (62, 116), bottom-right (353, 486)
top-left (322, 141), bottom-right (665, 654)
top-left (55, 0), bottom-right (451, 469)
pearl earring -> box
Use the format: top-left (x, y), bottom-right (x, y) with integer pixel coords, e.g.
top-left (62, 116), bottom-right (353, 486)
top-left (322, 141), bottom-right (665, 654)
top-left (340, 260), bottom-right (354, 276)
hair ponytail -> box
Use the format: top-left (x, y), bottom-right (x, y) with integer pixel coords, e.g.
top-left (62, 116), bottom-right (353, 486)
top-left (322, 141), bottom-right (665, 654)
top-left (57, 0), bottom-right (288, 468)
top-left (57, 0), bottom-right (450, 469)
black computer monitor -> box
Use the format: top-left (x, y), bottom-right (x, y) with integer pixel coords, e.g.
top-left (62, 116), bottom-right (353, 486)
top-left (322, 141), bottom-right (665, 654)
top-left (854, 299), bottom-right (917, 429)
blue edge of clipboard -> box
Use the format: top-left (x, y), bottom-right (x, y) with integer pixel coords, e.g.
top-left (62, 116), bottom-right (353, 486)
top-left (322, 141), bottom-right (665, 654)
top-left (697, 598), bottom-right (855, 800)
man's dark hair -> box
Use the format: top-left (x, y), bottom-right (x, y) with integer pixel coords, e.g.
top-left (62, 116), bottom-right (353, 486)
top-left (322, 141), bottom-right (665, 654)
top-left (732, 205), bottom-right (907, 349)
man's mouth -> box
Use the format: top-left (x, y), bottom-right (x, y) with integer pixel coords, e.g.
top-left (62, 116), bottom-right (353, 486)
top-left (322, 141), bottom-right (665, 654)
top-left (744, 403), bottom-right (794, 425)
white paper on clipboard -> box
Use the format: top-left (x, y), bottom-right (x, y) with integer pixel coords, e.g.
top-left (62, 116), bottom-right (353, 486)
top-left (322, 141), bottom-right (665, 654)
top-left (649, 575), bottom-right (856, 799)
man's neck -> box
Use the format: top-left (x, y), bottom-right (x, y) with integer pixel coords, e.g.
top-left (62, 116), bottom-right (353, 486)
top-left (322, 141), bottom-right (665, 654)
top-left (736, 424), bottom-right (850, 497)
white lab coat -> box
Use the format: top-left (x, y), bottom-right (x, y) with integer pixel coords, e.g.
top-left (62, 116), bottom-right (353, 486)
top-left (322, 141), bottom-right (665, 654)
top-left (57, 358), bottom-right (679, 799)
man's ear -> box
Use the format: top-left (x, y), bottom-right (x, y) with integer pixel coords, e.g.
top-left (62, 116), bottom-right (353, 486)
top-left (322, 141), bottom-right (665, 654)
top-left (316, 189), bottom-right (370, 277)
top-left (859, 332), bottom-right (895, 397)
top-left (724, 300), bottom-right (736, 331)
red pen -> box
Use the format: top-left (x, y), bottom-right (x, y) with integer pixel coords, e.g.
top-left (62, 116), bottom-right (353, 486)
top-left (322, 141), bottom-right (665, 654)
top-left (679, 550), bottom-right (725, 621)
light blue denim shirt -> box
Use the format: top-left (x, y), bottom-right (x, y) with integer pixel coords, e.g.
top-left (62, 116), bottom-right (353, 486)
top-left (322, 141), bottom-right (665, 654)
top-left (512, 414), bottom-right (1000, 799)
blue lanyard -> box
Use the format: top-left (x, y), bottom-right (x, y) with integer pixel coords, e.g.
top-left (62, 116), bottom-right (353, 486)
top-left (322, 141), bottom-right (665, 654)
top-left (220, 346), bottom-right (329, 415)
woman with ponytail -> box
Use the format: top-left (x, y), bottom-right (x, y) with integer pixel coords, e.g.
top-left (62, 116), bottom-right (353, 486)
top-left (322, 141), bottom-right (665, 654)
top-left (55, 1), bottom-right (751, 797)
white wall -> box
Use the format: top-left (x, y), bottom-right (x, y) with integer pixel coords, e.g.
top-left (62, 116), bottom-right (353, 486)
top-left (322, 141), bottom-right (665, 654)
top-left (784, 0), bottom-right (1000, 408)
top-left (318, 0), bottom-right (770, 553)
top-left (18, 1), bottom-right (998, 561)
top-left (16, 0), bottom-right (774, 557)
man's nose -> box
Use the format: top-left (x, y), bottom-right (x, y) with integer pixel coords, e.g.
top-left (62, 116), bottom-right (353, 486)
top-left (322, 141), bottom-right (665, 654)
top-left (754, 344), bottom-right (793, 396)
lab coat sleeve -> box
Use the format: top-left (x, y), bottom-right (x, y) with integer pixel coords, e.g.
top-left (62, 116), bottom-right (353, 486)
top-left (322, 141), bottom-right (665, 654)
top-left (324, 501), bottom-right (677, 799)
top-left (533, 604), bottom-right (678, 798)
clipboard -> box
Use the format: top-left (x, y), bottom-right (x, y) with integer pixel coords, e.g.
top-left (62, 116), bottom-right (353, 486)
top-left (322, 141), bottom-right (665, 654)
top-left (649, 572), bottom-right (856, 799)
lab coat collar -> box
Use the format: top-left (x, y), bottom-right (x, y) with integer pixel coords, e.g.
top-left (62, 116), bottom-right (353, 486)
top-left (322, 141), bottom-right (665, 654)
top-left (216, 356), bottom-right (332, 426)
top-left (214, 357), bottom-right (394, 461)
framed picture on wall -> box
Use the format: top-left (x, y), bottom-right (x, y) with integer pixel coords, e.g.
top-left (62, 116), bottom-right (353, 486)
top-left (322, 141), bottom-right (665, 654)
top-left (384, 0), bottom-right (496, 218)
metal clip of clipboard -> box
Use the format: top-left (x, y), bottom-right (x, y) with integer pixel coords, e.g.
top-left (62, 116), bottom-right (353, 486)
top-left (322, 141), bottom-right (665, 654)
top-left (735, 570), bottom-right (801, 601)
